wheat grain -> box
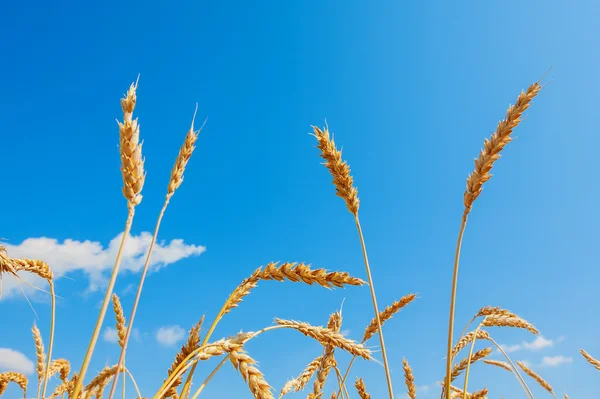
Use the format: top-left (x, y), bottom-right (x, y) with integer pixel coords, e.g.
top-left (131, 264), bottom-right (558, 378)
top-left (517, 361), bottom-right (554, 395)
top-left (111, 294), bottom-right (127, 348)
top-left (228, 347), bottom-right (273, 399)
top-left (463, 82), bottom-right (541, 213)
top-left (362, 293), bottom-right (416, 342)
top-left (483, 359), bottom-right (511, 372)
top-left (580, 349), bottom-right (600, 370)
top-left (118, 82), bottom-right (145, 207)
top-left (275, 319), bottom-right (371, 360)
top-left (402, 359), bottom-right (416, 399)
top-left (451, 330), bottom-right (491, 358)
top-left (451, 348), bottom-right (492, 381)
top-left (481, 315), bottom-right (538, 335)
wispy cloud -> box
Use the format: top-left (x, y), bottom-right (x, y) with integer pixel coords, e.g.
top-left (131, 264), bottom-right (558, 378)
top-left (0, 348), bottom-right (34, 374)
top-left (1, 232), bottom-right (205, 298)
top-left (540, 355), bottom-right (572, 367)
top-left (156, 325), bottom-right (186, 346)
top-left (499, 335), bottom-right (558, 354)
top-left (103, 327), bottom-right (141, 344)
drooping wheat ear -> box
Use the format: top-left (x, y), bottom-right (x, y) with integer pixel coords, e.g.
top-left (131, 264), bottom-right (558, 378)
top-left (259, 262), bottom-right (365, 288)
top-left (32, 324), bottom-right (45, 384)
top-left (483, 359), bottom-right (512, 372)
top-left (281, 355), bottom-right (323, 396)
top-left (222, 267), bottom-right (262, 316)
top-left (451, 348), bottom-right (492, 381)
top-left (402, 359), bottom-right (416, 399)
top-left (451, 330), bottom-right (491, 358)
top-left (517, 361), bottom-right (554, 396)
top-left (354, 378), bottom-right (370, 399)
top-left (481, 315), bottom-right (539, 335)
top-left (469, 387), bottom-right (488, 399)
top-left (275, 319), bottom-right (372, 360)
top-left (48, 373), bottom-right (78, 399)
top-left (312, 312), bottom-right (342, 399)
top-left (228, 347), bottom-right (274, 399)
top-left (118, 82), bottom-right (145, 207)
top-left (48, 358), bottom-right (71, 381)
top-left (167, 110), bottom-right (201, 202)
top-left (84, 365), bottom-right (121, 393)
top-left (0, 372), bottom-right (28, 398)
top-left (463, 82), bottom-right (541, 214)
top-left (12, 258), bottom-right (54, 280)
top-left (474, 306), bottom-right (517, 319)
top-left (580, 349), bottom-right (600, 370)
top-left (163, 316), bottom-right (204, 398)
top-left (312, 125), bottom-right (359, 215)
top-left (111, 294), bottom-right (127, 348)
top-left (363, 293), bottom-right (416, 342)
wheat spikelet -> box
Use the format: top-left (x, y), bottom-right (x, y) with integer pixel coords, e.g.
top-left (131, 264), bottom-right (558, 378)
top-left (12, 258), bottom-right (53, 280)
top-left (163, 316), bottom-right (204, 398)
top-left (167, 112), bottom-right (201, 200)
top-left (402, 359), bottom-right (416, 399)
top-left (118, 82), bottom-right (145, 207)
top-left (312, 312), bottom-right (342, 399)
top-left (84, 365), bottom-right (123, 395)
top-left (580, 349), bottom-right (600, 370)
top-left (279, 379), bottom-right (298, 398)
top-left (111, 294), bottom-right (127, 348)
top-left (451, 330), bottom-right (491, 358)
top-left (283, 355), bottom-right (323, 396)
top-left (48, 358), bottom-right (71, 381)
top-left (451, 348), bottom-right (492, 381)
top-left (259, 262), bottom-right (365, 288)
top-left (517, 361), bottom-right (553, 395)
top-left (48, 373), bottom-right (78, 399)
top-left (363, 293), bottom-right (416, 342)
top-left (223, 268), bottom-right (262, 316)
top-left (481, 315), bottom-right (538, 335)
top-left (483, 359), bottom-right (511, 372)
top-left (473, 306), bottom-right (517, 318)
top-left (447, 385), bottom-right (487, 399)
top-left (463, 82), bottom-right (541, 213)
top-left (0, 372), bottom-right (28, 398)
top-left (470, 387), bottom-right (488, 399)
top-left (275, 319), bottom-right (371, 360)
top-left (354, 378), bottom-right (370, 399)
top-left (312, 125), bottom-right (359, 215)
top-left (32, 324), bottom-right (45, 383)
top-left (228, 347), bottom-right (273, 399)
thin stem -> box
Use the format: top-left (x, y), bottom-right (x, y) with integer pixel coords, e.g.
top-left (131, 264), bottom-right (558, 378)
top-left (189, 355), bottom-right (229, 399)
top-left (488, 337), bottom-right (534, 399)
top-left (108, 202), bottom-right (169, 399)
top-left (122, 368), bottom-right (126, 399)
top-left (354, 215), bottom-right (394, 399)
top-left (444, 211), bottom-right (468, 399)
top-left (333, 365), bottom-right (350, 399)
top-left (461, 324), bottom-right (481, 399)
top-left (40, 281), bottom-right (56, 399)
top-left (71, 208), bottom-right (135, 399)
top-left (124, 367), bottom-right (142, 399)
top-left (334, 355), bottom-right (356, 399)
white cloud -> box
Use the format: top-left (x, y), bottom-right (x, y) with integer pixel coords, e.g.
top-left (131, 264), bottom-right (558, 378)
top-left (0, 232), bottom-right (205, 298)
top-left (417, 385), bottom-right (430, 393)
top-left (103, 327), bottom-right (119, 343)
top-left (156, 325), bottom-right (186, 346)
top-left (0, 348), bottom-right (34, 374)
top-left (523, 336), bottom-right (553, 351)
top-left (500, 343), bottom-right (522, 353)
top-left (541, 355), bottom-right (572, 367)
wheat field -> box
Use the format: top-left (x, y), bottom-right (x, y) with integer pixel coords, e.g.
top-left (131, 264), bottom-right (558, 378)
top-left (0, 77), bottom-right (598, 399)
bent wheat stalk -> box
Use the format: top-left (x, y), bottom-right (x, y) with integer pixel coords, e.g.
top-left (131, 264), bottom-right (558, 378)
top-left (72, 80), bottom-right (145, 399)
top-left (443, 81), bottom-right (541, 399)
top-left (313, 124), bottom-right (394, 399)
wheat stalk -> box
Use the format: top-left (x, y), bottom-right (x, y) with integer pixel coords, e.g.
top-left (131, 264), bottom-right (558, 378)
top-left (580, 349), bottom-right (600, 370)
top-left (313, 124), bottom-right (393, 399)
top-left (354, 378), bottom-right (370, 399)
top-left (517, 361), bottom-right (555, 397)
top-left (275, 319), bottom-right (371, 360)
top-left (402, 359), bottom-right (417, 399)
top-left (444, 81), bottom-right (541, 399)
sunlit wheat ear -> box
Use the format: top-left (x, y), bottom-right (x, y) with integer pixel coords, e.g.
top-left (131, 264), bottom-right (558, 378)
top-left (470, 387), bottom-right (488, 399)
top-left (463, 82), bottom-right (541, 214)
top-left (354, 378), bottom-right (371, 399)
top-left (312, 125), bottom-right (359, 215)
top-left (483, 359), bottom-right (512, 372)
top-left (259, 262), bottom-right (365, 288)
top-left (580, 349), bottom-right (600, 370)
top-left (118, 82), bottom-right (145, 207)
top-left (274, 319), bottom-right (372, 360)
top-left (228, 347), bottom-right (274, 399)
top-left (163, 316), bottom-right (204, 398)
top-left (402, 359), bottom-right (417, 399)
top-left (48, 373), bottom-right (78, 399)
top-left (481, 314), bottom-right (539, 335)
top-left (451, 330), bottom-right (491, 358)
top-left (111, 294), bottom-right (127, 348)
top-left (85, 365), bottom-right (124, 394)
top-left (280, 355), bottom-right (323, 397)
top-left (451, 348), bottom-right (492, 381)
top-left (32, 324), bottom-right (45, 390)
top-left (363, 293), bottom-right (416, 342)
top-left (0, 372), bottom-right (28, 398)
top-left (312, 312), bottom-right (342, 399)
top-left (517, 361), bottom-right (554, 396)
top-left (48, 358), bottom-right (71, 381)
top-left (167, 108), bottom-right (203, 202)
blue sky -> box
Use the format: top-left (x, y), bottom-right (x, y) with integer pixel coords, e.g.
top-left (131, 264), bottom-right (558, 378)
top-left (1, 1), bottom-right (599, 398)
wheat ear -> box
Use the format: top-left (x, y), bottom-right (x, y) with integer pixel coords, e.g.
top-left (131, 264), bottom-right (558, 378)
top-left (72, 80), bottom-right (144, 399)
top-left (280, 355), bottom-right (323, 397)
top-left (229, 347), bottom-right (274, 399)
top-left (483, 359), bottom-right (512, 372)
top-left (481, 315), bottom-right (538, 335)
top-left (311, 312), bottom-right (342, 399)
top-left (313, 124), bottom-right (393, 399)
top-left (443, 81), bottom-right (541, 399)
top-left (0, 372), bottom-right (28, 398)
top-left (354, 378), bottom-right (370, 399)
top-left (580, 349), bottom-right (600, 370)
top-left (402, 359), bottom-right (417, 399)
top-left (517, 361), bottom-right (555, 397)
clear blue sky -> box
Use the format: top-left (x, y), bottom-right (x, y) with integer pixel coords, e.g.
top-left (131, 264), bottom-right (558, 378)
top-left (1, 1), bottom-right (599, 398)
